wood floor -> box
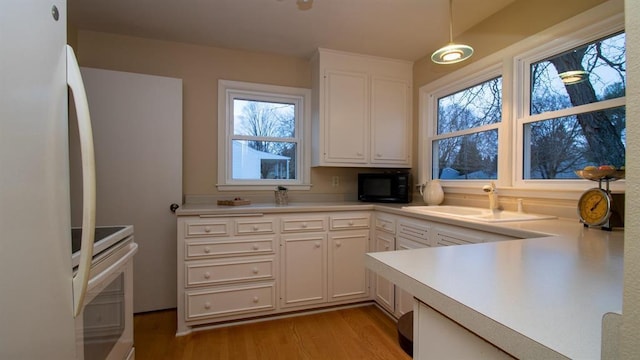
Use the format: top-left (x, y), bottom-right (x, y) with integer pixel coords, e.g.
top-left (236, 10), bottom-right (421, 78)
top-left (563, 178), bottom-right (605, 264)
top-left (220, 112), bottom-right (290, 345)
top-left (134, 305), bottom-right (412, 360)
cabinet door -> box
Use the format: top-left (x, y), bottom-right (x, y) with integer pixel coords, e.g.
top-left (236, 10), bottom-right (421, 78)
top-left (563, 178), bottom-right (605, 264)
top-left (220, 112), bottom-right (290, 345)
top-left (324, 70), bottom-right (368, 164)
top-left (328, 230), bottom-right (370, 302)
top-left (371, 77), bottom-right (411, 166)
top-left (373, 232), bottom-right (395, 313)
top-left (396, 237), bottom-right (430, 317)
top-left (280, 233), bottom-right (327, 308)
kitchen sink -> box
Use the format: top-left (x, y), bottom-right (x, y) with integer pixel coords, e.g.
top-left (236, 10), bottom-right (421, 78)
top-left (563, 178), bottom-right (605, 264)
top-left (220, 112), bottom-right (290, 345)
top-left (401, 205), bottom-right (556, 223)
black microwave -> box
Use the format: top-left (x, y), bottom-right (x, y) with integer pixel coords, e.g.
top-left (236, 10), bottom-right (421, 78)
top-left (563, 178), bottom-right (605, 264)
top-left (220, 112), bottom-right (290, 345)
top-left (358, 172), bottom-right (412, 203)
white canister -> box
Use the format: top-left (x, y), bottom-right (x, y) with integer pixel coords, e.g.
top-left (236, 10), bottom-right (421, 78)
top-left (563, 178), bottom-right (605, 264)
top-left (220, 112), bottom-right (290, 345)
top-left (421, 180), bottom-right (444, 205)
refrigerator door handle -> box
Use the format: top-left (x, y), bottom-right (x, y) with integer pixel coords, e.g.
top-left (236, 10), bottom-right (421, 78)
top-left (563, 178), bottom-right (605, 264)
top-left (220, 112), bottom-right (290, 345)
top-left (66, 45), bottom-right (97, 317)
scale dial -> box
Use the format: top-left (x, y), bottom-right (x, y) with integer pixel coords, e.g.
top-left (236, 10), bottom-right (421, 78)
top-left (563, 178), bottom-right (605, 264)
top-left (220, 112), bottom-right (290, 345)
top-left (578, 188), bottom-right (612, 226)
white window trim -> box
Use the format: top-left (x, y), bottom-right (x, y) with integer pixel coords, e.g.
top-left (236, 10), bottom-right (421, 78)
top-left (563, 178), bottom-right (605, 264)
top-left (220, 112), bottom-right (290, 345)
top-left (217, 79), bottom-right (312, 191)
top-left (417, 0), bottom-right (625, 199)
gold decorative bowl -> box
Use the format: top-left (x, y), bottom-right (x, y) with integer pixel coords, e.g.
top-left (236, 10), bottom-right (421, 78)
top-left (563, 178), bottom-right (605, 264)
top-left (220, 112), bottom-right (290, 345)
top-left (574, 169), bottom-right (625, 181)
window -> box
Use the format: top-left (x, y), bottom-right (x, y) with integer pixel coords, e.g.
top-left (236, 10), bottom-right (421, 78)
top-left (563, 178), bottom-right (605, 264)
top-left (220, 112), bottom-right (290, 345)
top-left (424, 66), bottom-right (503, 182)
top-left (434, 76), bottom-right (502, 180)
top-left (419, 6), bottom-right (625, 197)
top-left (218, 80), bottom-right (311, 190)
top-left (520, 32), bottom-right (626, 180)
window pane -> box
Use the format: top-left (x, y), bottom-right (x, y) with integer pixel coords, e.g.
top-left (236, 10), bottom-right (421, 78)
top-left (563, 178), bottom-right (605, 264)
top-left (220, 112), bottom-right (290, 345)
top-left (523, 106), bottom-right (625, 179)
top-left (233, 99), bottom-right (295, 137)
top-left (434, 130), bottom-right (498, 180)
top-left (437, 77), bottom-right (502, 135)
top-left (530, 32), bottom-right (625, 115)
top-left (232, 140), bottom-right (297, 180)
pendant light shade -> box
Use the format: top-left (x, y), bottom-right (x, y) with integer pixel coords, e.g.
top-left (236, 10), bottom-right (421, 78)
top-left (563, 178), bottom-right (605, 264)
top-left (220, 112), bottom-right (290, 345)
top-left (431, 0), bottom-right (473, 64)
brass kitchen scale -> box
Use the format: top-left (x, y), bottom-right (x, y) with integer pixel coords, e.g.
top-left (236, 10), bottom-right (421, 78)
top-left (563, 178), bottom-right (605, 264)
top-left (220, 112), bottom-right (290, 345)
top-left (575, 168), bottom-right (625, 231)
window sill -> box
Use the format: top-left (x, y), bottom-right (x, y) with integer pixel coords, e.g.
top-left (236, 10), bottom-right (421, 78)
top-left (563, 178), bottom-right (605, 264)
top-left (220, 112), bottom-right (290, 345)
top-left (216, 184), bottom-right (312, 192)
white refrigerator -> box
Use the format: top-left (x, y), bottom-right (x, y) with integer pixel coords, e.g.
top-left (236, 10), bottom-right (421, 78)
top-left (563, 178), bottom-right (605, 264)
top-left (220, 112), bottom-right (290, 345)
top-left (1, 1), bottom-right (89, 358)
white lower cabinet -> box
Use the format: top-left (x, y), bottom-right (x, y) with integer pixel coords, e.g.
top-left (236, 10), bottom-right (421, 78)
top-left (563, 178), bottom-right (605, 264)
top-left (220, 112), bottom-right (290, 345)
top-left (280, 232), bottom-right (327, 308)
top-left (328, 230), bottom-right (370, 302)
top-left (177, 211), bottom-right (371, 334)
top-left (372, 212), bottom-right (519, 318)
top-left (414, 300), bottom-right (514, 359)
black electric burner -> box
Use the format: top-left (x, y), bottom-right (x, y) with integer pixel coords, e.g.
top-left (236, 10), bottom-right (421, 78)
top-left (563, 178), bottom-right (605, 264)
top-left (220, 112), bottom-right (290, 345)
top-left (71, 225), bottom-right (134, 267)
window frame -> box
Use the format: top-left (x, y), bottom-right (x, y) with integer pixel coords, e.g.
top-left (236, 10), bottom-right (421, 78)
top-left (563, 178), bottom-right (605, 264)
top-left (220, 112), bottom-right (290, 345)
top-left (418, 5), bottom-right (625, 199)
top-left (217, 80), bottom-right (311, 191)
top-left (513, 18), bottom-right (626, 190)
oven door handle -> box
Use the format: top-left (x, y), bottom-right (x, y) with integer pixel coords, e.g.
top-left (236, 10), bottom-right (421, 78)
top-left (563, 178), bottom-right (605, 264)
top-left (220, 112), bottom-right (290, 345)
top-left (87, 243), bottom-right (138, 289)
top-left (66, 45), bottom-right (97, 318)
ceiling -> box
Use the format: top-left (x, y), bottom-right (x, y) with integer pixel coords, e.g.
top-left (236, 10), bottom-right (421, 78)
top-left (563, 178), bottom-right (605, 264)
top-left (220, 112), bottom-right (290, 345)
top-left (68, 0), bottom-right (515, 62)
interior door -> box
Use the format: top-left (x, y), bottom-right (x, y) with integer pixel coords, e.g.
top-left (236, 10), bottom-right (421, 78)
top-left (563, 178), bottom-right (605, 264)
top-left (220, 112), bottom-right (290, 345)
top-left (70, 68), bottom-right (182, 312)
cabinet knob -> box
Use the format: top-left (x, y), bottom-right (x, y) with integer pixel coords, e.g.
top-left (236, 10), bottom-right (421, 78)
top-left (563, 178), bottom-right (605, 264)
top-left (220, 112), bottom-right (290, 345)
top-left (252, 244), bottom-right (259, 250)
top-left (203, 247), bottom-right (211, 254)
top-left (252, 296), bottom-right (259, 303)
top-left (376, 153), bottom-right (382, 157)
top-left (348, 220), bottom-right (354, 226)
top-left (336, 240), bottom-right (342, 247)
top-left (314, 241), bottom-right (321, 248)
top-left (204, 302), bottom-right (211, 310)
top-left (204, 271), bottom-right (211, 279)
top-left (302, 222), bottom-right (308, 228)
top-left (252, 225), bottom-right (259, 231)
top-left (384, 244), bottom-right (390, 250)
top-left (252, 267), bottom-right (259, 274)
top-left (204, 226), bottom-right (211, 233)
top-left (356, 152), bottom-right (363, 156)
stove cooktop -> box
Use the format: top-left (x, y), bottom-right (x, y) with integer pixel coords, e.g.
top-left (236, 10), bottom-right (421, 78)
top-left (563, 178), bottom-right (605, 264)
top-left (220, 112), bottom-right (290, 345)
top-left (71, 225), bottom-right (134, 267)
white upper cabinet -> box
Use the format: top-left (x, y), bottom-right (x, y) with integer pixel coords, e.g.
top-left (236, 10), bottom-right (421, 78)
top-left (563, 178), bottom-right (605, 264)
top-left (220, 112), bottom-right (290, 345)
top-left (311, 49), bottom-right (412, 168)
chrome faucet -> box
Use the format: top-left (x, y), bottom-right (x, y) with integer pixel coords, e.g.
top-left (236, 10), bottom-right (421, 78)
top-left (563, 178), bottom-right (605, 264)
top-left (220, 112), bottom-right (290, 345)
top-left (482, 181), bottom-right (499, 211)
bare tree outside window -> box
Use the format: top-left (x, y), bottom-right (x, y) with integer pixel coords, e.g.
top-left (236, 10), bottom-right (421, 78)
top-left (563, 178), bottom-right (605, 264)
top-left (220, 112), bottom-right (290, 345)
top-left (526, 32), bottom-right (626, 179)
top-left (232, 99), bottom-right (297, 180)
top-left (435, 77), bottom-right (501, 179)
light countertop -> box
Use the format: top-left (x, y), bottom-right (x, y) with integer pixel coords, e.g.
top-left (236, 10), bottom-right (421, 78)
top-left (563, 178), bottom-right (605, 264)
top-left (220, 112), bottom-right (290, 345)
top-left (366, 217), bottom-right (624, 359)
top-left (178, 201), bottom-right (623, 358)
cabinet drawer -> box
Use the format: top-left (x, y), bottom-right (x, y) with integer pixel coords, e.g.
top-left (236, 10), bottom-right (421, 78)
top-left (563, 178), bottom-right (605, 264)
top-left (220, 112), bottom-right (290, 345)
top-left (281, 216), bottom-right (327, 233)
top-left (398, 220), bottom-right (430, 246)
top-left (330, 213), bottom-right (371, 230)
top-left (185, 237), bottom-right (275, 259)
top-left (184, 220), bottom-right (231, 238)
top-left (185, 282), bottom-right (276, 320)
top-left (434, 230), bottom-right (482, 246)
top-left (235, 218), bottom-right (276, 235)
top-left (375, 215), bottom-right (396, 234)
top-left (185, 257), bottom-right (275, 287)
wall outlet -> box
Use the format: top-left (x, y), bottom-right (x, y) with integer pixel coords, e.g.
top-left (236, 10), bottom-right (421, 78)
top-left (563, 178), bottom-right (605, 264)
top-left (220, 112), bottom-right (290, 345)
top-left (332, 176), bottom-right (339, 187)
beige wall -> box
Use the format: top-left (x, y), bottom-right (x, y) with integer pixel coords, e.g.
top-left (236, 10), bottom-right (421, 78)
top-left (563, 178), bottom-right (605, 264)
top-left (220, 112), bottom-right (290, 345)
top-left (74, 0), bottom-right (608, 200)
top-left (76, 31), bottom-right (367, 199)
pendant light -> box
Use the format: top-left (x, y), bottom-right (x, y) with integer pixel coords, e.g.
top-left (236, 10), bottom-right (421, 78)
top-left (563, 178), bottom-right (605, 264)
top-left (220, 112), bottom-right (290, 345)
top-left (431, 0), bottom-right (473, 64)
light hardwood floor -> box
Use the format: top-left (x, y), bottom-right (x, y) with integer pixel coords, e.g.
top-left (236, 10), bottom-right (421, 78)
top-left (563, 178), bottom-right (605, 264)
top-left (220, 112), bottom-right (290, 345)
top-left (134, 305), bottom-right (412, 360)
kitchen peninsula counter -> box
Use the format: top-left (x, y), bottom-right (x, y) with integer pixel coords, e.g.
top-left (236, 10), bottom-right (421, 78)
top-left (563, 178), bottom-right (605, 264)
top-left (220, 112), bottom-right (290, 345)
top-left (365, 215), bottom-right (624, 359)
top-left (178, 201), bottom-right (623, 358)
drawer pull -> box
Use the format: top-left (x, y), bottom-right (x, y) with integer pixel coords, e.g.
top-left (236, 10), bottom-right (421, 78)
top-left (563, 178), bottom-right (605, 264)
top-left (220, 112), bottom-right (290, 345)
top-left (301, 222), bottom-right (308, 228)
top-left (203, 247), bottom-right (211, 254)
top-left (314, 241), bottom-right (321, 248)
top-left (204, 302), bottom-right (211, 310)
top-left (204, 226), bottom-right (211, 233)
top-left (203, 272), bottom-right (211, 279)
top-left (252, 267), bottom-right (259, 274)
top-left (252, 296), bottom-right (259, 303)
top-left (336, 240), bottom-right (342, 247)
top-left (252, 244), bottom-right (259, 251)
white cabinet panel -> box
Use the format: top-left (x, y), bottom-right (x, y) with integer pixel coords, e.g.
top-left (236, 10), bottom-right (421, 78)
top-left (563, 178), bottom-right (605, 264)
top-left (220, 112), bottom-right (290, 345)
top-left (371, 77), bottom-right (411, 164)
top-left (328, 230), bottom-right (370, 302)
top-left (280, 233), bottom-right (327, 308)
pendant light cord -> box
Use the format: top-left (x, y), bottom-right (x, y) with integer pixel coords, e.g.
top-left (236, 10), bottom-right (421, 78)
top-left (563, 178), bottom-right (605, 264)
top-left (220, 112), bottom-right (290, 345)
top-left (448, 0), bottom-right (454, 44)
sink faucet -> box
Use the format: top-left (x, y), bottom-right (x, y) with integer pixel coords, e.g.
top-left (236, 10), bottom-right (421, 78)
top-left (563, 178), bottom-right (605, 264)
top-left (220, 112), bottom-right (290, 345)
top-left (482, 181), bottom-right (499, 211)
